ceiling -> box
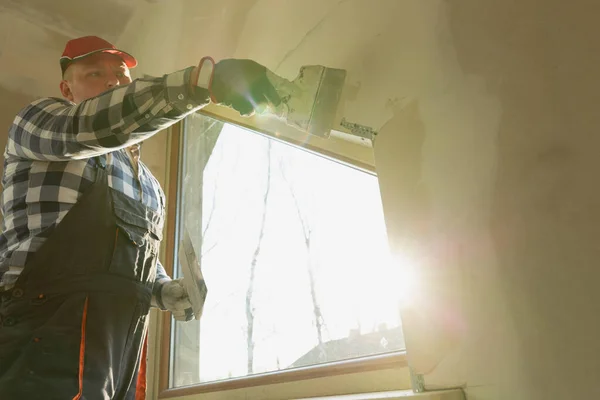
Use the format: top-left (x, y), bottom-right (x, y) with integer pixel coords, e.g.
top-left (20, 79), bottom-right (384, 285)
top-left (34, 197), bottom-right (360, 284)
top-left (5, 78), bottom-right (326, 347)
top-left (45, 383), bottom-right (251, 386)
top-left (0, 0), bottom-right (145, 98)
top-left (0, 0), bottom-right (139, 40)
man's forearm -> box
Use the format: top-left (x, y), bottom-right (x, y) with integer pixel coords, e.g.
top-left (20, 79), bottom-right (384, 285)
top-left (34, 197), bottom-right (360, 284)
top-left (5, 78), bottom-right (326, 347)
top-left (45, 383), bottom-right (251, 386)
top-left (7, 67), bottom-right (210, 162)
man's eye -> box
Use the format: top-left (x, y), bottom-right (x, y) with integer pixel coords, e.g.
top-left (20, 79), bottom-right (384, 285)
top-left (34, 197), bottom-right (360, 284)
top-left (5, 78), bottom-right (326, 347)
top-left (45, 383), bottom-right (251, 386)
top-left (89, 71), bottom-right (101, 77)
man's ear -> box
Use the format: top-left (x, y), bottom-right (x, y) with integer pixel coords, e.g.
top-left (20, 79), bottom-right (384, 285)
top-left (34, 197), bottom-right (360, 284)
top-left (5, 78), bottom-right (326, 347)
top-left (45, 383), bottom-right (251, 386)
top-left (59, 80), bottom-right (74, 102)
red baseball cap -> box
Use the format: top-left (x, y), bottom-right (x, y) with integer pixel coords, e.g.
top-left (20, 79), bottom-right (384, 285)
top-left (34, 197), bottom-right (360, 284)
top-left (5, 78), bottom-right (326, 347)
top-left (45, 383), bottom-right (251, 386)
top-left (60, 36), bottom-right (137, 74)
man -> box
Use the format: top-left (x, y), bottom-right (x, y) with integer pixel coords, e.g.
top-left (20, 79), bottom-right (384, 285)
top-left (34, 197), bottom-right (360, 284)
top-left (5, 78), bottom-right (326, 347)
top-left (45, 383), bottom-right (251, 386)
top-left (0, 36), bottom-right (280, 399)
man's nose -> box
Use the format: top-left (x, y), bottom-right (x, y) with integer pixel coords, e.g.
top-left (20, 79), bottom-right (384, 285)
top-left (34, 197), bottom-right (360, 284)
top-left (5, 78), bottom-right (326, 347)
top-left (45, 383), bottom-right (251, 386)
top-left (106, 73), bottom-right (120, 88)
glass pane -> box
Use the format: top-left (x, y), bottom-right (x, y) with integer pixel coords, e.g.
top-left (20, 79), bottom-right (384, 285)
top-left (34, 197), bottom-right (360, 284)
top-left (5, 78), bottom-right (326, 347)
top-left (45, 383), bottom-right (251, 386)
top-left (171, 115), bottom-right (224, 387)
top-left (171, 113), bottom-right (404, 387)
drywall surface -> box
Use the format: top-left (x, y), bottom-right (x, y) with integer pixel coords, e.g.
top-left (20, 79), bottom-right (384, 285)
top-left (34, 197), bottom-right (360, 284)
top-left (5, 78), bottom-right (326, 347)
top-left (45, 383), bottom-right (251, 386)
top-left (116, 0), bottom-right (258, 79)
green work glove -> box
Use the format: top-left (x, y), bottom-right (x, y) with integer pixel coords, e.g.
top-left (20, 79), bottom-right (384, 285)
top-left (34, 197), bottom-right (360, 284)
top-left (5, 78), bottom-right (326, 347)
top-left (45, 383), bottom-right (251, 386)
top-left (211, 59), bottom-right (282, 116)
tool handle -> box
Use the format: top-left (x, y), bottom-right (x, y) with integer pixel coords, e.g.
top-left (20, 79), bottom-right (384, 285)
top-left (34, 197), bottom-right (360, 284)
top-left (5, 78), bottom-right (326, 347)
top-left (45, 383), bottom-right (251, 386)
top-left (192, 56), bottom-right (216, 103)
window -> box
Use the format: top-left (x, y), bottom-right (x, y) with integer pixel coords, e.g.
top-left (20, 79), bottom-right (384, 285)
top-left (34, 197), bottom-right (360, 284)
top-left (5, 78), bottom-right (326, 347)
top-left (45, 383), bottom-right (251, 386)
top-left (162, 113), bottom-right (406, 394)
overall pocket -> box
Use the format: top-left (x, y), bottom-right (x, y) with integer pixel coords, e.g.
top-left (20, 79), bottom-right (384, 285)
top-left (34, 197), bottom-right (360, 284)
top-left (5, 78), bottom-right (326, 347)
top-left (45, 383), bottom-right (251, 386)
top-left (110, 205), bottom-right (161, 283)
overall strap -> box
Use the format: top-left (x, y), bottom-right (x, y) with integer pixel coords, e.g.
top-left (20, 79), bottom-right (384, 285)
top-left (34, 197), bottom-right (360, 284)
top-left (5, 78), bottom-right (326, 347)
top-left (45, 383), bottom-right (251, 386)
top-left (94, 155), bottom-right (108, 183)
top-left (95, 155), bottom-right (107, 169)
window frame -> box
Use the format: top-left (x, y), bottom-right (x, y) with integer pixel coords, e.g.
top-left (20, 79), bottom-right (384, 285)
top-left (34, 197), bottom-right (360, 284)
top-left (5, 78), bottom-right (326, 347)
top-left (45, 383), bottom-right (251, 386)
top-left (154, 117), bottom-right (410, 399)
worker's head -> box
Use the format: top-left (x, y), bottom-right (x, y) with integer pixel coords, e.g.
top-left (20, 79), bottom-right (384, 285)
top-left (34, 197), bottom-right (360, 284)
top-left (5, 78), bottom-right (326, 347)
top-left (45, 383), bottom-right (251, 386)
top-left (59, 36), bottom-right (137, 104)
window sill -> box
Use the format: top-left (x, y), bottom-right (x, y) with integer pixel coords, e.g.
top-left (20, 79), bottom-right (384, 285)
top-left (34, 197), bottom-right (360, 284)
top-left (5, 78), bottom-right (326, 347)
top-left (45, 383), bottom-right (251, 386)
top-left (156, 352), bottom-right (411, 399)
top-left (294, 389), bottom-right (465, 400)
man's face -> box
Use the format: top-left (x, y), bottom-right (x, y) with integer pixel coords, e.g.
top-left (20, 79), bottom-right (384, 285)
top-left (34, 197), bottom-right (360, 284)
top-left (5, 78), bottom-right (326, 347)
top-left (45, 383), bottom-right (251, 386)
top-left (59, 52), bottom-right (132, 104)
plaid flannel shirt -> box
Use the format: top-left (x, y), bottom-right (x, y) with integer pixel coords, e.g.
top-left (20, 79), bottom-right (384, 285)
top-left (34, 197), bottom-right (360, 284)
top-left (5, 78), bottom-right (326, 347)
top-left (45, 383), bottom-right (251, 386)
top-left (0, 67), bottom-right (210, 295)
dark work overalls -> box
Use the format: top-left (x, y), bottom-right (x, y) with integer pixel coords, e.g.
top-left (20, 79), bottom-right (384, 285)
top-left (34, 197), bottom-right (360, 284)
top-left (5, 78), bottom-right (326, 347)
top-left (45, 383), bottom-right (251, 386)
top-left (0, 155), bottom-right (163, 400)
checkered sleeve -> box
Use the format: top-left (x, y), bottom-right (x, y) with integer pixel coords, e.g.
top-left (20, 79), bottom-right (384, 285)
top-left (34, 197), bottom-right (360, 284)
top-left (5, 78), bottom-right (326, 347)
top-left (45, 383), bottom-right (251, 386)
top-left (7, 67), bottom-right (210, 161)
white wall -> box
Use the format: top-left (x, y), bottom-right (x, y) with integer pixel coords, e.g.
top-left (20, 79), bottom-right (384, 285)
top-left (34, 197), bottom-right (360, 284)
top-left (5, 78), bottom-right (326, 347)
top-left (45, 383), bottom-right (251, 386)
top-left (119, 1), bottom-right (600, 399)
